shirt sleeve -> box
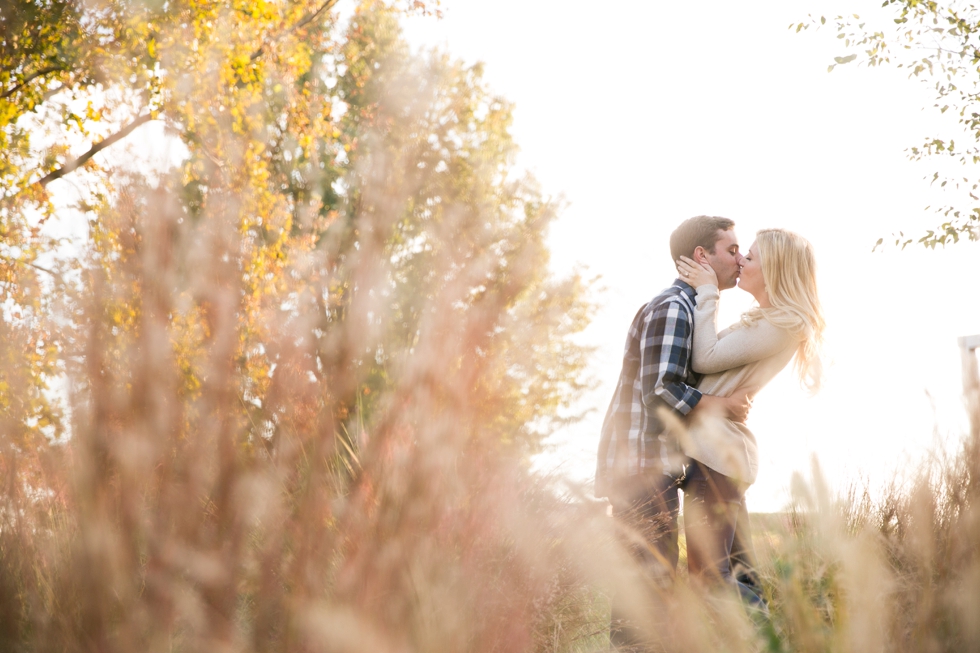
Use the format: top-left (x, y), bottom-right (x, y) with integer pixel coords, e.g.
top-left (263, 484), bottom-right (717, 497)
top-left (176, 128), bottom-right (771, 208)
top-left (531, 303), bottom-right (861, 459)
top-left (639, 298), bottom-right (702, 415)
top-left (691, 284), bottom-right (797, 374)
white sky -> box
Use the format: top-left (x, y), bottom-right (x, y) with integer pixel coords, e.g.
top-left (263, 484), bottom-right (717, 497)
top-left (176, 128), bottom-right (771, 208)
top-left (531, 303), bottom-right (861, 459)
top-left (402, 0), bottom-right (980, 510)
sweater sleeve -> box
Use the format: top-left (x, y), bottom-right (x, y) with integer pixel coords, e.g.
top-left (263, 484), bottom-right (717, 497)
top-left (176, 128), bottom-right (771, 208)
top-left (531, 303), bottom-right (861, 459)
top-left (691, 285), bottom-right (797, 374)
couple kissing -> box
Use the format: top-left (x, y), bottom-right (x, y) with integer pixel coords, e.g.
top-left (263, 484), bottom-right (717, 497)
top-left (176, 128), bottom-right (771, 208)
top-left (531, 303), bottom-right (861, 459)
top-left (595, 215), bottom-right (825, 650)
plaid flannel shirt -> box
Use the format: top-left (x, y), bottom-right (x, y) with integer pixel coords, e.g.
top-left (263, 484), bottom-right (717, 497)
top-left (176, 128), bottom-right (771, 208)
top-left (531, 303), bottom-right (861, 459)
top-left (594, 281), bottom-right (703, 498)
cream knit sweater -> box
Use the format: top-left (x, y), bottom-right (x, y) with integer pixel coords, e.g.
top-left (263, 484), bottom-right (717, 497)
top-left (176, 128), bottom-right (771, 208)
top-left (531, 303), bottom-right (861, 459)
top-left (680, 284), bottom-right (798, 485)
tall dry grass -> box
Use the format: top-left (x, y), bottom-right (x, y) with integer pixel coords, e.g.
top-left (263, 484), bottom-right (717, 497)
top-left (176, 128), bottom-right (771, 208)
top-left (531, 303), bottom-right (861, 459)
top-left (755, 392), bottom-right (980, 653)
top-left (2, 170), bottom-right (980, 652)
top-left (0, 138), bottom-right (618, 650)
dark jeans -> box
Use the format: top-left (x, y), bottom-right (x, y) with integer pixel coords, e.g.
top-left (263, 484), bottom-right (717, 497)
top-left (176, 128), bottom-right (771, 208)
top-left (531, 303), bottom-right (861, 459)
top-left (608, 465), bottom-right (764, 650)
top-left (730, 498), bottom-right (763, 598)
top-left (608, 472), bottom-right (683, 652)
top-left (683, 461), bottom-right (745, 582)
top-left (684, 461), bottom-right (766, 609)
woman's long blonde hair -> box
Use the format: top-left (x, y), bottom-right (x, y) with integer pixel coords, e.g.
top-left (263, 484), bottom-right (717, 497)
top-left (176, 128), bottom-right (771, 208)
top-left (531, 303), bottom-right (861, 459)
top-left (739, 228), bottom-right (825, 392)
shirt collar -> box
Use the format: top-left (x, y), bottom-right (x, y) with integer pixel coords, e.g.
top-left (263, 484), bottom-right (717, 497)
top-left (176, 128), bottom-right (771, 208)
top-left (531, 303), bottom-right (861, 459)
top-left (673, 278), bottom-right (697, 298)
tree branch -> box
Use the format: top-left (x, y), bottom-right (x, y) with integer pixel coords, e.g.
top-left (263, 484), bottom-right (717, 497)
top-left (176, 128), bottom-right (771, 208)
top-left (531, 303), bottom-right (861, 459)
top-left (250, 0), bottom-right (340, 61)
top-left (1, 66), bottom-right (66, 100)
top-left (36, 113), bottom-right (154, 187)
top-left (292, 0), bottom-right (341, 35)
top-left (0, 256), bottom-right (59, 277)
top-left (27, 260), bottom-right (58, 277)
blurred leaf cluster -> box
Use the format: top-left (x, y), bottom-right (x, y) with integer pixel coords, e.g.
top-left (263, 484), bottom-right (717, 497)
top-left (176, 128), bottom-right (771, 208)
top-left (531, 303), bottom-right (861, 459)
top-left (793, 1), bottom-right (980, 250)
top-left (0, 0), bottom-right (592, 456)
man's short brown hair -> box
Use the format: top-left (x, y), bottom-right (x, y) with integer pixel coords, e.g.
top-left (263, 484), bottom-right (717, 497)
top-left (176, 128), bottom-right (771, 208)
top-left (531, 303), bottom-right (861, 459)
top-left (669, 215), bottom-right (736, 261)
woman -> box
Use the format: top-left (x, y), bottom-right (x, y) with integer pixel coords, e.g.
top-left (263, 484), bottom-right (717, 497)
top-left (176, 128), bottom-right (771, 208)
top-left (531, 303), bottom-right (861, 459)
top-left (675, 228), bottom-right (825, 591)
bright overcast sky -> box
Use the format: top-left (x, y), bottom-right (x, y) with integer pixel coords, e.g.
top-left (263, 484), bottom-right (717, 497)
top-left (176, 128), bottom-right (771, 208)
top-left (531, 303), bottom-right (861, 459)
top-left (402, 0), bottom-right (980, 511)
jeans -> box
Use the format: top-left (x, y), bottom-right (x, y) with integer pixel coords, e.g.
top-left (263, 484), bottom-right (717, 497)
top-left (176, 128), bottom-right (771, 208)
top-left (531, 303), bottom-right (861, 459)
top-left (683, 461), bottom-right (745, 583)
top-left (683, 461), bottom-right (766, 609)
top-left (608, 472), bottom-right (683, 652)
top-left (730, 498), bottom-right (764, 599)
top-left (608, 464), bottom-right (765, 651)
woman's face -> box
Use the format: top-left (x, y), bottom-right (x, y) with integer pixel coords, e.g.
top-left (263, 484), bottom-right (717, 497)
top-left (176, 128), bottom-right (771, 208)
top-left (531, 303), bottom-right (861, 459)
top-left (737, 241), bottom-right (766, 299)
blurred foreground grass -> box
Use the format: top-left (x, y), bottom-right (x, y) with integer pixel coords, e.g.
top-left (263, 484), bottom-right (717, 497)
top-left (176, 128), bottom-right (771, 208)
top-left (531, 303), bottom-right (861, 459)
top-left (534, 442), bottom-right (980, 653)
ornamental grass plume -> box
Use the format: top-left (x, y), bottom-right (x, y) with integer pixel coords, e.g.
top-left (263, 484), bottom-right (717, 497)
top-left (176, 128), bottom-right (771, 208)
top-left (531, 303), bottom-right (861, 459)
top-left (755, 423), bottom-right (980, 653)
top-left (0, 175), bottom-right (595, 651)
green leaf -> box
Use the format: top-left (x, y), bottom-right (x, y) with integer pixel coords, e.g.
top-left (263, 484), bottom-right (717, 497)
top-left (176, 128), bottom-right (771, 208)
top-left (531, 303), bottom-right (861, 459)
top-left (834, 54), bottom-right (857, 64)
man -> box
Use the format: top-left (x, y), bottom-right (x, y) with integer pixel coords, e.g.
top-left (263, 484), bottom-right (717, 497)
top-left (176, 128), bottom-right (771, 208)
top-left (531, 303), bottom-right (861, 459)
top-left (595, 215), bottom-right (752, 651)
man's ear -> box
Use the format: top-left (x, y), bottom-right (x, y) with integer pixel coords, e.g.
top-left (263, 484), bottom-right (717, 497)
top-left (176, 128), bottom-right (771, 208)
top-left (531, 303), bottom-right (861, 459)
top-left (692, 246), bottom-right (709, 264)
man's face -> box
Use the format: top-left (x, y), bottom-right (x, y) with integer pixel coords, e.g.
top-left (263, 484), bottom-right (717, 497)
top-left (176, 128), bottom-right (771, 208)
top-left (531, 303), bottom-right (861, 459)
top-left (699, 229), bottom-right (742, 290)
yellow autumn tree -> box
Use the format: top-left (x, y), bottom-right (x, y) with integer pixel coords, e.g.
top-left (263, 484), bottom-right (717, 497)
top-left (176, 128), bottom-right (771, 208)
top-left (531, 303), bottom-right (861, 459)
top-left (0, 2), bottom-right (602, 650)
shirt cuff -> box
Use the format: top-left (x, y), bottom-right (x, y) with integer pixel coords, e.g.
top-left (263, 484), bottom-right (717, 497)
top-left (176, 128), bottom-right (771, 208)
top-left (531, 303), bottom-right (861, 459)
top-left (682, 387), bottom-right (704, 415)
